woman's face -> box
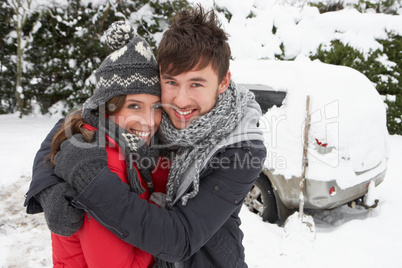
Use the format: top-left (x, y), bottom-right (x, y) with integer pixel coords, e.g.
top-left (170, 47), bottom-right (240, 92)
top-left (109, 94), bottom-right (162, 145)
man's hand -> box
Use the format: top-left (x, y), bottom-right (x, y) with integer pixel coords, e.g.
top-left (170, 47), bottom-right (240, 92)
top-left (54, 133), bottom-right (108, 193)
top-left (35, 182), bottom-right (84, 236)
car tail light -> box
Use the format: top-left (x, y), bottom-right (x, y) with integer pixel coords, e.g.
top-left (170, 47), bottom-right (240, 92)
top-left (315, 138), bottom-right (333, 154)
top-left (329, 186), bottom-right (336, 196)
top-left (315, 138), bottom-right (328, 147)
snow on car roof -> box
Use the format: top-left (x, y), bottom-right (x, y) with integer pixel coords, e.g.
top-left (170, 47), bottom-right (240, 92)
top-left (231, 59), bottom-right (389, 189)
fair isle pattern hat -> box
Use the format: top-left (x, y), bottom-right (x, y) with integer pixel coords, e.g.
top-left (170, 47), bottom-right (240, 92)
top-left (82, 21), bottom-right (160, 118)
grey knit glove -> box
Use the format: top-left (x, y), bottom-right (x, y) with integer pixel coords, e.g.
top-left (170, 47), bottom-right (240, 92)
top-left (54, 133), bottom-right (108, 193)
top-left (35, 182), bottom-right (84, 236)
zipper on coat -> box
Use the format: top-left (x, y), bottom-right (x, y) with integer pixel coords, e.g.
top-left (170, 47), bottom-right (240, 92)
top-left (73, 199), bottom-right (126, 237)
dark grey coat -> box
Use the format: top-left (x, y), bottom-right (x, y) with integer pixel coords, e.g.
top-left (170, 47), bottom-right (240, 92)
top-left (72, 139), bottom-right (266, 268)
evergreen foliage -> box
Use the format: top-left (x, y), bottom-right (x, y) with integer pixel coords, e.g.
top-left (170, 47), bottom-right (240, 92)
top-left (134, 0), bottom-right (189, 50)
top-left (0, 0), bottom-right (189, 115)
top-left (354, 0), bottom-right (401, 14)
top-left (311, 0), bottom-right (401, 14)
top-left (0, 0), bottom-right (16, 114)
top-left (23, 0), bottom-right (114, 113)
top-left (378, 33), bottom-right (402, 134)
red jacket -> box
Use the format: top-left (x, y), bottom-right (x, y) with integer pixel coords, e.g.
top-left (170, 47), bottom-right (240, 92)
top-left (51, 125), bottom-right (169, 267)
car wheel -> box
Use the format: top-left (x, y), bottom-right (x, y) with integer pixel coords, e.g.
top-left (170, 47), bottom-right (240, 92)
top-left (244, 174), bottom-right (279, 223)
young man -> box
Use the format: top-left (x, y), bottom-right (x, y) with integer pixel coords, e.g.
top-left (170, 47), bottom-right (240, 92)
top-left (25, 6), bottom-right (266, 267)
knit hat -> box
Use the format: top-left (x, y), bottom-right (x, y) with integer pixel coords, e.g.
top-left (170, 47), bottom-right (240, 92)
top-left (82, 21), bottom-right (160, 119)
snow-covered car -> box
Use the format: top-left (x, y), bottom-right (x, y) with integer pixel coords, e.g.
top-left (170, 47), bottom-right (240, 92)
top-left (231, 59), bottom-right (389, 225)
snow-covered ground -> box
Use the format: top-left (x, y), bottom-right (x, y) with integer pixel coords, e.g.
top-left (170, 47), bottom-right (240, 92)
top-left (241, 134), bottom-right (402, 268)
top-left (0, 113), bottom-right (401, 267)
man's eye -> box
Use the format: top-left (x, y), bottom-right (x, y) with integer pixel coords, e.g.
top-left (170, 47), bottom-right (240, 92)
top-left (192, 83), bottom-right (202, 87)
top-left (167, 81), bottom-right (176, 86)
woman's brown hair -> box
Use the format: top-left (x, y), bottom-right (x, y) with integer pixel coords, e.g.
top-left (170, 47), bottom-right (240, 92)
top-left (50, 95), bottom-right (126, 165)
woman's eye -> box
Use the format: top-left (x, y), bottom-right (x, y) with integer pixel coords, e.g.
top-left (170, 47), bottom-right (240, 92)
top-left (128, 104), bottom-right (140, 109)
top-left (153, 103), bottom-right (162, 110)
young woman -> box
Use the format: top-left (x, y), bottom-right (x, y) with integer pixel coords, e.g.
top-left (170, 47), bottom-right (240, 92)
top-left (47, 21), bottom-right (169, 267)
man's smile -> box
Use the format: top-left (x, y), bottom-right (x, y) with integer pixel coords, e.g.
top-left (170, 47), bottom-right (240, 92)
top-left (173, 108), bottom-right (197, 121)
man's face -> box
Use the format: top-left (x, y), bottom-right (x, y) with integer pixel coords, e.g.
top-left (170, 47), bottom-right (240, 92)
top-left (160, 63), bottom-right (231, 129)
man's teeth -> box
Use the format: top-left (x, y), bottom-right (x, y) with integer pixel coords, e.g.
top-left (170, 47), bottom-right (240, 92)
top-left (132, 130), bottom-right (151, 137)
top-left (176, 110), bottom-right (192, 115)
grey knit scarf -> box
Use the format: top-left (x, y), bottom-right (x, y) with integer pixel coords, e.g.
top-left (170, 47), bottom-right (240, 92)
top-left (157, 81), bottom-right (255, 207)
top-left (83, 108), bottom-right (159, 194)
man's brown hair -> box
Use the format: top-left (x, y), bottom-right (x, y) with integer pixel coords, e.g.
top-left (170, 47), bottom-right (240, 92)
top-left (157, 5), bottom-right (231, 83)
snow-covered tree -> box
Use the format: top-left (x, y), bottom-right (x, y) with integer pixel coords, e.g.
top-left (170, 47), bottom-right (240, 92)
top-left (0, 0), bottom-right (16, 114)
top-left (1, 0), bottom-right (190, 115)
top-left (7, 0), bottom-right (43, 117)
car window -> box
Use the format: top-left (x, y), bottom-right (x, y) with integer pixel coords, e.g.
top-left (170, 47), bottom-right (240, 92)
top-left (250, 90), bottom-right (286, 114)
top-left (239, 84), bottom-right (286, 114)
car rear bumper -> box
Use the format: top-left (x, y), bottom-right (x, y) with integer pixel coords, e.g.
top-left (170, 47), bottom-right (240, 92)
top-left (264, 166), bottom-right (386, 210)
